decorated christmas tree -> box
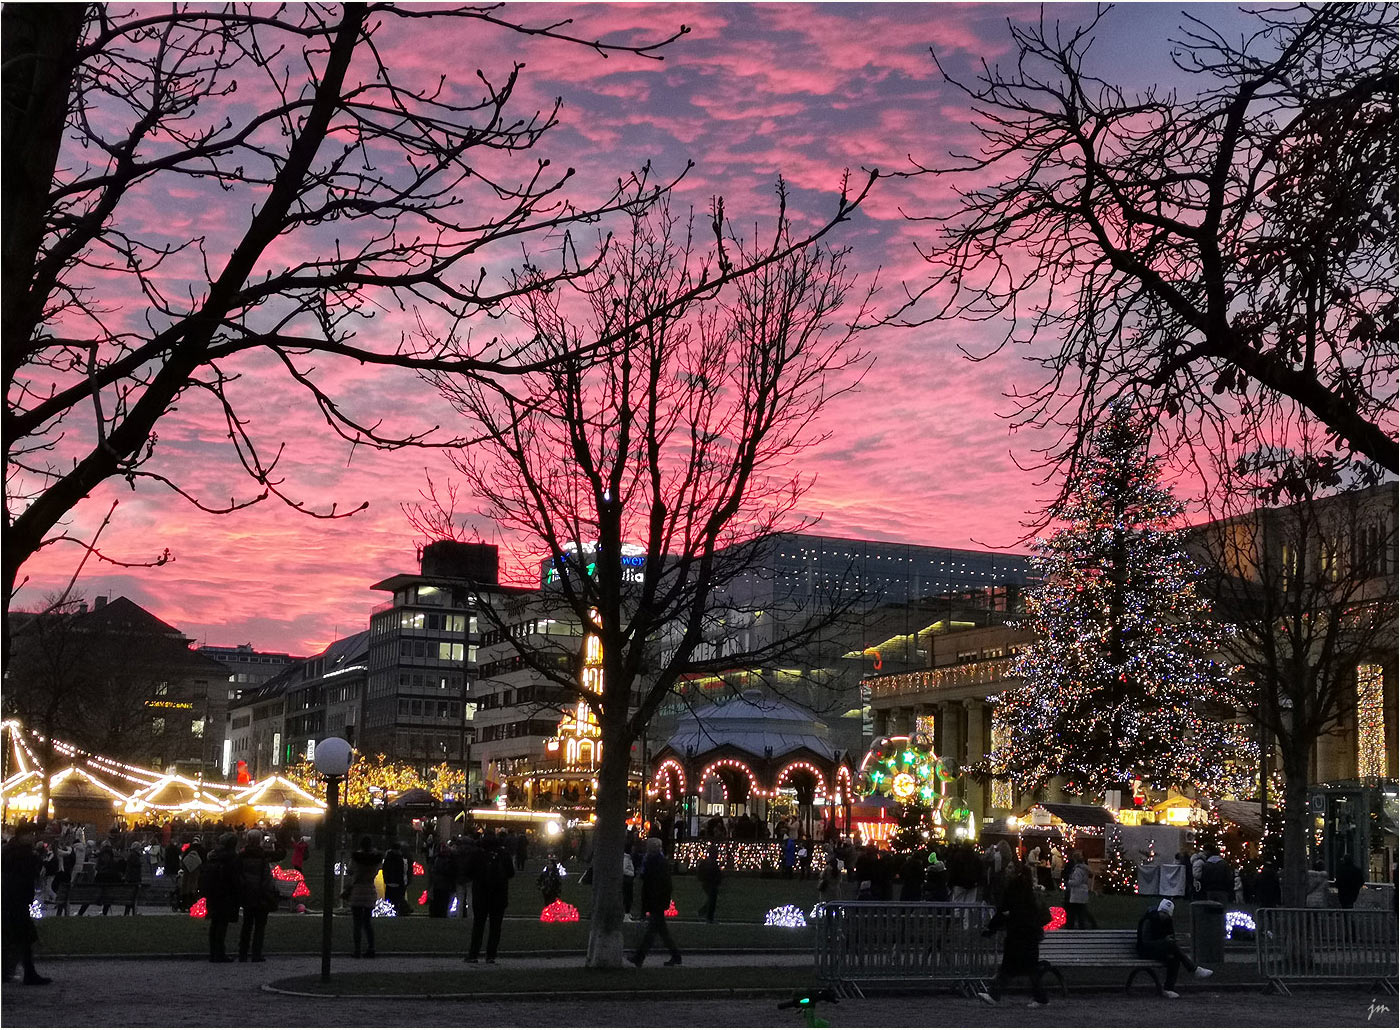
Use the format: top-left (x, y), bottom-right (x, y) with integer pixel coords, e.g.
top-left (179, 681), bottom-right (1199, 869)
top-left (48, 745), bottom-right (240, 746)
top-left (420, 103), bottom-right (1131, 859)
top-left (891, 799), bottom-right (932, 852)
top-left (990, 405), bottom-right (1253, 797)
top-left (1101, 838), bottom-right (1138, 894)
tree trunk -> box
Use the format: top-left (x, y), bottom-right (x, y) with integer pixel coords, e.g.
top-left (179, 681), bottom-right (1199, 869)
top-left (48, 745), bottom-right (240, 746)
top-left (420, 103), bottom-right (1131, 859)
top-left (1280, 754), bottom-right (1311, 908)
top-left (586, 723), bottom-right (632, 967)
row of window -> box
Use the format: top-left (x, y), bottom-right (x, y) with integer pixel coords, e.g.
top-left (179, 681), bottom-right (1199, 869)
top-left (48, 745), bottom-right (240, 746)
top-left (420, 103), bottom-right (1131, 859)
top-left (398, 640), bottom-right (470, 662)
top-left (476, 718), bottom-right (558, 743)
top-left (397, 698), bottom-right (464, 721)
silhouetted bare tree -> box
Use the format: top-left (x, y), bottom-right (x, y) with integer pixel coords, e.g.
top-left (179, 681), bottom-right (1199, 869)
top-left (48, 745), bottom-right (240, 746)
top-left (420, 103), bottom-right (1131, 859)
top-left (407, 186), bottom-right (875, 966)
top-left (898, 3), bottom-right (1396, 513)
top-left (1193, 422), bottom-right (1396, 904)
top-left (3, 3), bottom-right (746, 637)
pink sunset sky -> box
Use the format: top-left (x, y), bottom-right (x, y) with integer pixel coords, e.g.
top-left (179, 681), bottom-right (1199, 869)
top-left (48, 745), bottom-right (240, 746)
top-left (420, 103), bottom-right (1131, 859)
top-left (14, 2), bottom-right (1266, 656)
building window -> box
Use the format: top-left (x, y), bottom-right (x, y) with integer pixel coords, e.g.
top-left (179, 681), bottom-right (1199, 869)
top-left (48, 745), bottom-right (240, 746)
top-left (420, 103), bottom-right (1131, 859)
top-left (1357, 663), bottom-right (1387, 778)
top-left (191, 719), bottom-right (205, 738)
top-left (152, 717), bottom-right (165, 735)
top-left (437, 642), bottom-right (465, 662)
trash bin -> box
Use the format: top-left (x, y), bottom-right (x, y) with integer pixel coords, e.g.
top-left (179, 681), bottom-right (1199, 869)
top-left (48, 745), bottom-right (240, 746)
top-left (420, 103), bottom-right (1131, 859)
top-left (1190, 900), bottom-right (1226, 965)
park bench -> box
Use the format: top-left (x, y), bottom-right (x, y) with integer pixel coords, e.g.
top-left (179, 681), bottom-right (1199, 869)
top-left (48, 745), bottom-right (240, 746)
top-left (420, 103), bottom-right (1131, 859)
top-left (139, 879), bottom-right (177, 909)
top-left (1036, 930), bottom-right (1166, 994)
top-left (55, 882), bottom-right (142, 913)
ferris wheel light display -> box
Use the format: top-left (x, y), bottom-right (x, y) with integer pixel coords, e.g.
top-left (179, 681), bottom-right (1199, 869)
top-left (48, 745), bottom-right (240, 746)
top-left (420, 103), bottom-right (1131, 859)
top-left (859, 735), bottom-right (948, 804)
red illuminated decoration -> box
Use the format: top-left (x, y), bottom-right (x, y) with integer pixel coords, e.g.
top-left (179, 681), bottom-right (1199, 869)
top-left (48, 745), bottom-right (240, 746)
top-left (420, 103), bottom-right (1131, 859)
top-left (418, 890), bottom-right (428, 906)
top-left (540, 899), bottom-right (580, 922)
top-left (1044, 905), bottom-right (1067, 932)
top-left (236, 760), bottom-right (251, 786)
top-left (190, 897), bottom-right (207, 919)
top-left (412, 861), bottom-right (425, 876)
top-left (271, 865), bottom-right (312, 899)
top-left (665, 899), bottom-right (678, 917)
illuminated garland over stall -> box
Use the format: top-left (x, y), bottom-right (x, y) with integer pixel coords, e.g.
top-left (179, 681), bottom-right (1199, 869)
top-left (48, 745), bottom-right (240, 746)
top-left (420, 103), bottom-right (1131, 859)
top-left (988, 407), bottom-right (1256, 798)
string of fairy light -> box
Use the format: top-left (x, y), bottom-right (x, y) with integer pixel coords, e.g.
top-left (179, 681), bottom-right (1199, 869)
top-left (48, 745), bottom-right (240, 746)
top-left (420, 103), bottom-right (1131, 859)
top-left (988, 408), bottom-right (1258, 800)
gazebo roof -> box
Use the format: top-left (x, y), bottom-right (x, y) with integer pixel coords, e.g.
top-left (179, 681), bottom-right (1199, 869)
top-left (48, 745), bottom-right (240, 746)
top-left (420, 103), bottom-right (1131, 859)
top-left (663, 691), bottom-right (834, 762)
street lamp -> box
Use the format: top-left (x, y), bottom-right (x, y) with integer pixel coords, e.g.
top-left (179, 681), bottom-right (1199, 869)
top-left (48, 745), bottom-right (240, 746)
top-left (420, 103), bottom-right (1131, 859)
top-left (314, 736), bottom-right (352, 984)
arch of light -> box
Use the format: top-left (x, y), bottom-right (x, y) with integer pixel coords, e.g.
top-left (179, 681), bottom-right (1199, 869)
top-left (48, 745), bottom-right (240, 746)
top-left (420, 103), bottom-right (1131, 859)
top-left (651, 759), bottom-right (687, 800)
top-left (774, 760), bottom-right (828, 797)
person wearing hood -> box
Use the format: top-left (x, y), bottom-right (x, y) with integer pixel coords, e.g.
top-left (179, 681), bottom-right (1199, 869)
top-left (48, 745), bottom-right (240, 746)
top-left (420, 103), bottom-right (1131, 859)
top-left (1135, 899), bottom-right (1212, 998)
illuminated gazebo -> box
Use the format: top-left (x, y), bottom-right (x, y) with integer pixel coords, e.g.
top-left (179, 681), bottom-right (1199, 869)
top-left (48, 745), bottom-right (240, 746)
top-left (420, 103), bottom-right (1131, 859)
top-left (650, 691), bottom-right (852, 839)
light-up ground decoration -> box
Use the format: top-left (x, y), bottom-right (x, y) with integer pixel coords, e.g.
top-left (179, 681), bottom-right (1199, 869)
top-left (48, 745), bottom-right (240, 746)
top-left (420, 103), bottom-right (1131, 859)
top-left (765, 904), bottom-right (808, 928)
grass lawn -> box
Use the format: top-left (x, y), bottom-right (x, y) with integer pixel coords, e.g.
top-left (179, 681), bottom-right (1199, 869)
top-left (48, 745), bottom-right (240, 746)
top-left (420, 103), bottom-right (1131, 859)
top-left (271, 963), bottom-right (812, 997)
top-left (34, 860), bottom-right (1181, 958)
top-left (34, 910), bottom-right (811, 957)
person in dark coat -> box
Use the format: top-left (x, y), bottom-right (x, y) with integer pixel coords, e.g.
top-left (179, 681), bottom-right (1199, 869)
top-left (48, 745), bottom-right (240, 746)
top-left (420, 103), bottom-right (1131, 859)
top-left (1, 823), bottom-right (51, 985)
top-left (898, 852), bottom-right (925, 902)
top-left (630, 837), bottom-right (681, 967)
top-left (1336, 855), bottom-right (1366, 909)
top-left (429, 843), bottom-right (457, 918)
top-left (201, 833), bottom-right (241, 963)
top-left (236, 830), bottom-right (276, 962)
top-left (1135, 899), bottom-right (1212, 997)
top-left (346, 837), bottom-right (382, 958)
top-left (1255, 862), bottom-right (1282, 909)
top-left (923, 852), bottom-right (950, 902)
top-left (465, 837), bottom-right (513, 963)
top-left (122, 844), bottom-right (144, 915)
top-left (977, 862), bottom-right (1049, 1007)
top-left (382, 842), bottom-right (410, 915)
top-left (1198, 848), bottom-right (1234, 904)
top-left (696, 843), bottom-right (722, 923)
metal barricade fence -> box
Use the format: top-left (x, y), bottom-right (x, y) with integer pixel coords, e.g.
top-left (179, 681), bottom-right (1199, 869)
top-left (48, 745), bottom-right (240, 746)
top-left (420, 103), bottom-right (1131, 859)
top-left (812, 901), bottom-right (1000, 997)
top-left (1256, 907), bottom-right (1399, 995)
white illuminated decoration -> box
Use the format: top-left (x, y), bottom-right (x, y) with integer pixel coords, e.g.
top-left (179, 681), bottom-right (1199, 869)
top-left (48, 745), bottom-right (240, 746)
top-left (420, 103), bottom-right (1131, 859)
top-left (764, 904), bottom-right (808, 928)
top-left (372, 898), bottom-right (397, 918)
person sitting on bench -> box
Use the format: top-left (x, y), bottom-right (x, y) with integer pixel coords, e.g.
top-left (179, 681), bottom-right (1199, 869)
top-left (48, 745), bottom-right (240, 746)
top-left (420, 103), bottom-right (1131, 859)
top-left (1135, 899), bottom-right (1213, 998)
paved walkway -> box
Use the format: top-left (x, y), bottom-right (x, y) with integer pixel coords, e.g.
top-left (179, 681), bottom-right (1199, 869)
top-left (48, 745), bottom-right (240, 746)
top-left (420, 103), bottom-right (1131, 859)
top-left (1, 954), bottom-right (1387, 1028)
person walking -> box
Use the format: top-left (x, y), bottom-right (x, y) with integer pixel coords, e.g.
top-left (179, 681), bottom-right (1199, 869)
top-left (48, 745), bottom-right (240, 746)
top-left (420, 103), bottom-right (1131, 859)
top-left (697, 843), bottom-right (722, 923)
top-left (630, 837), bottom-right (681, 967)
top-left (236, 830), bottom-right (276, 962)
top-left (977, 862), bottom-right (1050, 1008)
top-left (1, 823), bottom-right (52, 985)
top-left (346, 837), bottom-right (382, 958)
top-left (465, 836), bottom-right (513, 964)
top-left (1135, 899), bottom-right (1213, 998)
top-left (202, 833), bottom-right (241, 963)
top-left (1064, 851), bottom-right (1096, 930)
